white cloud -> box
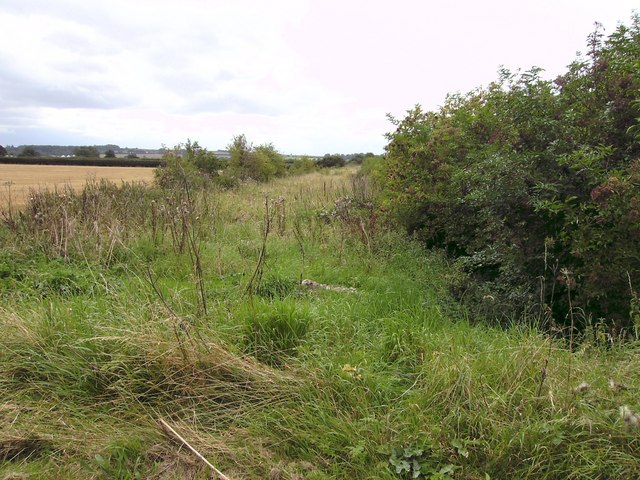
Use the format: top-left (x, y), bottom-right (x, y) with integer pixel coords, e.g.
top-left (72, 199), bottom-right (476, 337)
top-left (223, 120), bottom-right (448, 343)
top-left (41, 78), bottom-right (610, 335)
top-left (0, 0), bottom-right (637, 153)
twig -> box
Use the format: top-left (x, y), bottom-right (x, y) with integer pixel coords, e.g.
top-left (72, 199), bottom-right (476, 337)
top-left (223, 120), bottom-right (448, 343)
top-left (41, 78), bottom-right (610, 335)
top-left (158, 418), bottom-right (233, 480)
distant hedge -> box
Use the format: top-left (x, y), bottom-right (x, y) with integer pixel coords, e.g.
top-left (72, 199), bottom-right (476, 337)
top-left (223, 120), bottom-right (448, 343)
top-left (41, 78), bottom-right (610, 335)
top-left (0, 157), bottom-right (163, 168)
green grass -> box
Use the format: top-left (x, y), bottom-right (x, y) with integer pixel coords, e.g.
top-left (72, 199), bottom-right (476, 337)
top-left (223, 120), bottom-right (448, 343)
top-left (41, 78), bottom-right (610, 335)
top-left (0, 169), bottom-right (639, 479)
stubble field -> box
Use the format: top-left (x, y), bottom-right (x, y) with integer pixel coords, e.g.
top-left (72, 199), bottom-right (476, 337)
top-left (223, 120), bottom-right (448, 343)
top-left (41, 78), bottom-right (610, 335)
top-left (0, 164), bottom-right (156, 207)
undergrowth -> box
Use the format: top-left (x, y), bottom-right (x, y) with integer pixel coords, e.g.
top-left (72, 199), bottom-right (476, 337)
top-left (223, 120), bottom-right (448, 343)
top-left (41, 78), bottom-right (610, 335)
top-left (0, 169), bottom-right (639, 479)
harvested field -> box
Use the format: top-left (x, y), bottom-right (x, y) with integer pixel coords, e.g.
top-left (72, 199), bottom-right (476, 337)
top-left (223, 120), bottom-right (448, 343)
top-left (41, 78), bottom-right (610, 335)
top-left (0, 164), bottom-right (156, 208)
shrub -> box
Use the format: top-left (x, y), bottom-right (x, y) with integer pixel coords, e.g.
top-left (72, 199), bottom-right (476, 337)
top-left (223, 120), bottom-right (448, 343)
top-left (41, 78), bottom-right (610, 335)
top-left (317, 154), bottom-right (346, 168)
top-left (154, 140), bottom-right (220, 190)
top-left (73, 146), bottom-right (100, 158)
top-left (227, 134), bottom-right (286, 182)
top-left (289, 156), bottom-right (317, 175)
top-left (380, 16), bottom-right (640, 331)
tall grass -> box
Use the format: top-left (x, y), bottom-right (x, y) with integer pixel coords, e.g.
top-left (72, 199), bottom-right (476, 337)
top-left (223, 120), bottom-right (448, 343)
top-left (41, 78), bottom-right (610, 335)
top-left (0, 168), bottom-right (639, 479)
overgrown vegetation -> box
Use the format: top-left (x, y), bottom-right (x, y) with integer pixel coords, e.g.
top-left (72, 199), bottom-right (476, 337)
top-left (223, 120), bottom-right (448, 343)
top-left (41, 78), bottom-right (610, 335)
top-left (155, 139), bottom-right (222, 190)
top-left (0, 164), bottom-right (639, 479)
top-left (227, 134), bottom-right (286, 182)
top-left (381, 15), bottom-right (640, 332)
top-left (1, 15), bottom-right (640, 480)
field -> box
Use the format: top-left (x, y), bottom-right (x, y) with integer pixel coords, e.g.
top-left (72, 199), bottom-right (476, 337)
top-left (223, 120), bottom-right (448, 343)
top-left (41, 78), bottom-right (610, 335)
top-left (0, 164), bottom-right (156, 207)
top-left (0, 167), bottom-right (639, 479)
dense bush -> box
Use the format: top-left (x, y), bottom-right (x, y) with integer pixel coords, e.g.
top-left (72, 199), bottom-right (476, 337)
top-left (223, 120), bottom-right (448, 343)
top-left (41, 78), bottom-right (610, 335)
top-left (227, 134), bottom-right (286, 182)
top-left (73, 146), bottom-right (100, 158)
top-left (381, 16), bottom-right (640, 332)
top-left (154, 140), bottom-right (220, 190)
top-left (289, 155), bottom-right (318, 175)
top-left (317, 153), bottom-right (346, 168)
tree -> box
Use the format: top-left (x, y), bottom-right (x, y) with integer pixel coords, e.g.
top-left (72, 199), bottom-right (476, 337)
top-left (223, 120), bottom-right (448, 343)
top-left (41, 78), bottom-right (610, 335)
top-left (254, 143), bottom-right (286, 178)
top-left (104, 149), bottom-right (116, 158)
top-left (349, 152), bottom-right (375, 164)
top-left (290, 155), bottom-right (317, 175)
top-left (185, 139), bottom-right (220, 175)
top-left (74, 146), bottom-right (100, 158)
top-left (0, 145), bottom-right (7, 157)
top-left (155, 140), bottom-right (220, 190)
top-left (318, 154), bottom-right (346, 168)
top-left (18, 146), bottom-right (40, 157)
top-left (228, 134), bottom-right (286, 182)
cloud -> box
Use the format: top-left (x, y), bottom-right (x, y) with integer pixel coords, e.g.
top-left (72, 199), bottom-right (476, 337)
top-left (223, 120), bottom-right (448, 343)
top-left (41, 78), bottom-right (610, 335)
top-left (0, 0), bottom-right (638, 153)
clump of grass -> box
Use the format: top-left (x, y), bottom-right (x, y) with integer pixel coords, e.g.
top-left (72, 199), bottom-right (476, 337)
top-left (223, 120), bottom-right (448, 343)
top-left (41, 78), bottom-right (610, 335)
top-left (255, 275), bottom-right (300, 299)
top-left (242, 300), bottom-right (311, 368)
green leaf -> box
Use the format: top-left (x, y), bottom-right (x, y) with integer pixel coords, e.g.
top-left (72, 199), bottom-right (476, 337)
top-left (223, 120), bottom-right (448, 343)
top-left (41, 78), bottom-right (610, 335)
top-left (451, 439), bottom-right (469, 458)
top-left (404, 446), bottom-right (424, 458)
top-left (439, 464), bottom-right (457, 474)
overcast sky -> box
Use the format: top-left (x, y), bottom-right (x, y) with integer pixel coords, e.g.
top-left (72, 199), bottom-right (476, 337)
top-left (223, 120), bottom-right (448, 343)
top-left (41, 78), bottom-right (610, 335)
top-left (0, 1), bottom-right (637, 155)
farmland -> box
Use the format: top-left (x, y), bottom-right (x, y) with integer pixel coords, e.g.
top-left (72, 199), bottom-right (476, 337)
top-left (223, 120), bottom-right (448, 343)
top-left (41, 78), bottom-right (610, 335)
top-left (0, 164), bottom-right (156, 208)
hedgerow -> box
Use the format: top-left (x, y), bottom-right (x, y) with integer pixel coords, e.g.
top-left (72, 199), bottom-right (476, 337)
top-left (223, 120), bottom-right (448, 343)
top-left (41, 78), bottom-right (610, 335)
top-left (381, 15), bottom-right (640, 332)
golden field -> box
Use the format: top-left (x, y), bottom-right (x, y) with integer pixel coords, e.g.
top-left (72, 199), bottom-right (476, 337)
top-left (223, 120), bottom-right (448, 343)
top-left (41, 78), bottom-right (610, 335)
top-left (0, 164), bottom-right (156, 208)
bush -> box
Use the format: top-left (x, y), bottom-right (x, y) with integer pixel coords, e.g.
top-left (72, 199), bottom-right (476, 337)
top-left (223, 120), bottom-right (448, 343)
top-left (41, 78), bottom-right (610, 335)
top-left (381, 16), bottom-right (640, 331)
top-left (227, 134), bottom-right (286, 182)
top-left (289, 156), bottom-right (317, 175)
top-left (74, 146), bottom-right (100, 158)
top-left (154, 140), bottom-right (220, 190)
top-left (317, 154), bottom-right (346, 168)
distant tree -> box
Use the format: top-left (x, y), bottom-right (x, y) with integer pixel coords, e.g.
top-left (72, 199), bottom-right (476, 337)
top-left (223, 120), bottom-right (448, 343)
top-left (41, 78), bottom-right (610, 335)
top-left (0, 145), bottom-right (7, 157)
top-left (254, 143), bottom-right (286, 178)
top-left (317, 154), bottom-right (346, 168)
top-left (74, 146), bottom-right (100, 158)
top-left (186, 139), bottom-right (220, 175)
top-left (155, 139), bottom-right (220, 190)
top-left (349, 152), bottom-right (376, 164)
top-left (228, 134), bottom-right (253, 177)
top-left (18, 146), bottom-right (40, 157)
top-left (126, 153), bottom-right (139, 159)
top-left (227, 134), bottom-right (285, 182)
top-left (104, 149), bottom-right (116, 158)
top-left (289, 155), bottom-right (317, 175)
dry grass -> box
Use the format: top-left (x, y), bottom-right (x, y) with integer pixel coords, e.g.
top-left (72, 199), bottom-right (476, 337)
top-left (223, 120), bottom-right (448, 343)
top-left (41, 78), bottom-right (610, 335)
top-left (0, 164), bottom-right (156, 208)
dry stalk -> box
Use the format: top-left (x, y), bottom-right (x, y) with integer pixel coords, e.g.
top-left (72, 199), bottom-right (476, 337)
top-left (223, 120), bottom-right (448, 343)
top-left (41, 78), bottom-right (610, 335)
top-left (0, 182), bottom-right (17, 230)
top-left (245, 195), bottom-right (272, 298)
top-left (292, 216), bottom-right (306, 283)
top-left (145, 265), bottom-right (193, 362)
top-left (562, 268), bottom-right (576, 392)
top-left (158, 418), bottom-right (234, 480)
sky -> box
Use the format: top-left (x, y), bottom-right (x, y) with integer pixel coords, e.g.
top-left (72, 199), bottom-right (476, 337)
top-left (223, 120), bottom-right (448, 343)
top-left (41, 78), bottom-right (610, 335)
top-left (0, 1), bottom-right (637, 155)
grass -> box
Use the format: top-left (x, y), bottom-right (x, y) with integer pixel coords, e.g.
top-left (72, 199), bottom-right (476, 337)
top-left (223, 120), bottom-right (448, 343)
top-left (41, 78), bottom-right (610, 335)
top-left (0, 167), bottom-right (639, 479)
